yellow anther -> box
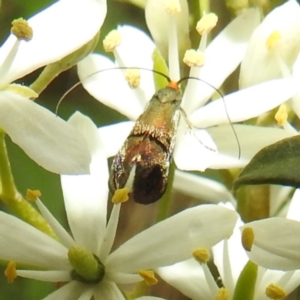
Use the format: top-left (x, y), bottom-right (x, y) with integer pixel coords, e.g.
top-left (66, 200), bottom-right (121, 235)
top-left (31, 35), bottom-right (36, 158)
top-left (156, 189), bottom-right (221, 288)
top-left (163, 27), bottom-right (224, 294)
top-left (275, 104), bottom-right (288, 126)
top-left (125, 69), bottom-right (141, 88)
top-left (26, 189), bottom-right (42, 201)
top-left (103, 30), bottom-right (122, 52)
top-left (112, 188), bottom-right (130, 204)
top-left (11, 18), bottom-right (33, 41)
top-left (193, 248), bottom-right (210, 263)
top-left (5, 84), bottom-right (38, 99)
top-left (138, 269), bottom-right (158, 286)
top-left (4, 261), bottom-right (17, 283)
top-left (266, 31), bottom-right (281, 51)
top-left (215, 287), bottom-right (230, 300)
top-left (265, 283), bottom-right (286, 299)
top-left (242, 227), bottom-right (254, 251)
top-left (196, 13), bottom-right (218, 35)
top-left (163, 0), bottom-right (181, 14)
top-left (183, 49), bottom-right (205, 67)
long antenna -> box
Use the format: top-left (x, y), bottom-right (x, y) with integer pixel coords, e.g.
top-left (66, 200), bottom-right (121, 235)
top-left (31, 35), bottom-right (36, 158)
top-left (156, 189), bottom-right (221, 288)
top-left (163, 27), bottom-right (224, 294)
top-left (55, 67), bottom-right (171, 115)
top-left (57, 68), bottom-right (241, 158)
top-left (178, 76), bottom-right (241, 159)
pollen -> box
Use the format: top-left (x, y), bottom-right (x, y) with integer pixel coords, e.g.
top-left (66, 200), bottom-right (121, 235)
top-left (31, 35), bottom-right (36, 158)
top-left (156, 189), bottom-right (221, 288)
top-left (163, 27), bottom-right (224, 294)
top-left (266, 31), bottom-right (281, 51)
top-left (125, 68), bottom-right (141, 88)
top-left (163, 0), bottom-right (181, 15)
top-left (196, 13), bottom-right (218, 35)
top-left (193, 248), bottom-right (210, 263)
top-left (11, 18), bottom-right (33, 41)
top-left (112, 188), bottom-right (130, 204)
top-left (183, 49), bottom-right (205, 67)
top-left (215, 287), bottom-right (230, 300)
top-left (275, 104), bottom-right (288, 126)
top-left (241, 227), bottom-right (254, 251)
top-left (265, 283), bottom-right (286, 299)
top-left (103, 30), bottom-right (122, 52)
top-left (5, 261), bottom-right (17, 283)
top-left (138, 269), bottom-right (158, 286)
top-left (26, 189), bottom-right (41, 201)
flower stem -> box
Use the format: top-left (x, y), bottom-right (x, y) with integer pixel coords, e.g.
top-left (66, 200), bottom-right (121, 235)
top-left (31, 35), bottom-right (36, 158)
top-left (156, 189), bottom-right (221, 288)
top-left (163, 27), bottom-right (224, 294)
top-left (0, 130), bottom-right (56, 238)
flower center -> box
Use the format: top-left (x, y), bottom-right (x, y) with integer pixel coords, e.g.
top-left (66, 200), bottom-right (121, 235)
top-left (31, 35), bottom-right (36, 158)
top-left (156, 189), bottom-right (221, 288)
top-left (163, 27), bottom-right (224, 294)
top-left (138, 269), bottom-right (158, 285)
top-left (68, 245), bottom-right (105, 284)
top-left (125, 69), bottom-right (141, 88)
top-left (196, 13), bottom-right (218, 36)
top-left (183, 49), bottom-right (205, 67)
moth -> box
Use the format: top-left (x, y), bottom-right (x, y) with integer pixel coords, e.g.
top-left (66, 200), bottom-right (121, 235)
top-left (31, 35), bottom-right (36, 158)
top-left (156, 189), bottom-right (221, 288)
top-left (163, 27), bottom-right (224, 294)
top-left (109, 80), bottom-right (182, 205)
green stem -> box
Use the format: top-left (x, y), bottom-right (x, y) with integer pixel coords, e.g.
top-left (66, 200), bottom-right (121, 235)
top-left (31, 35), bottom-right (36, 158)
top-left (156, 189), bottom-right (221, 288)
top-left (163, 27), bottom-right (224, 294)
top-left (156, 162), bottom-right (176, 222)
top-left (0, 130), bottom-right (56, 238)
top-left (199, 0), bottom-right (210, 15)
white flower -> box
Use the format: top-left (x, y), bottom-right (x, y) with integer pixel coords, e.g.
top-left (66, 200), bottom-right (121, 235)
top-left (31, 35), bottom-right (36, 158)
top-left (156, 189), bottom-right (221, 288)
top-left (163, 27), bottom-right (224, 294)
top-left (78, 14), bottom-right (295, 172)
top-left (242, 188), bottom-right (300, 271)
top-left (157, 203), bottom-right (300, 300)
top-left (0, 112), bottom-right (238, 299)
top-left (240, 0), bottom-right (300, 88)
top-left (0, 0), bottom-right (106, 174)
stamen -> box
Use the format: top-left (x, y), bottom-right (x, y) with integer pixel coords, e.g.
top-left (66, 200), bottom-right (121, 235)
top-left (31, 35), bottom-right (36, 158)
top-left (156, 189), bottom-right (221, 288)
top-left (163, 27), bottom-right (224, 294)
top-left (112, 188), bottom-right (130, 204)
top-left (275, 104), bottom-right (288, 126)
top-left (138, 269), bottom-right (158, 285)
top-left (196, 13), bottom-right (218, 35)
top-left (11, 18), bottom-right (33, 41)
top-left (164, 0), bottom-right (181, 15)
top-left (241, 227), bottom-right (254, 251)
top-left (26, 189), bottom-right (41, 201)
top-left (265, 283), bottom-right (286, 299)
top-left (5, 261), bottom-right (17, 283)
top-left (5, 84), bottom-right (38, 99)
top-left (266, 31), bottom-right (281, 51)
top-left (125, 69), bottom-right (141, 88)
top-left (68, 245), bottom-right (105, 283)
top-left (193, 248), bottom-right (210, 263)
top-left (183, 49), bottom-right (205, 67)
top-left (103, 30), bottom-right (122, 52)
top-left (215, 287), bottom-right (230, 300)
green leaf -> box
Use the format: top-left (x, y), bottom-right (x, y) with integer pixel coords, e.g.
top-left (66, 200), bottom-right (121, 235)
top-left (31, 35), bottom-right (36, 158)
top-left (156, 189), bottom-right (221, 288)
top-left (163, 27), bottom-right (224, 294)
top-left (233, 261), bottom-right (258, 300)
top-left (233, 136), bottom-right (300, 191)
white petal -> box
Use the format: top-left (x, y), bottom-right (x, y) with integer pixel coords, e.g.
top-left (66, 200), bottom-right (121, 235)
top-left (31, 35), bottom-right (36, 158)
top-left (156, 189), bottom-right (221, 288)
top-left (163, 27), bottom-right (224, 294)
top-left (242, 218), bottom-right (300, 270)
top-left (182, 8), bottom-right (260, 113)
top-left (77, 53), bottom-right (144, 120)
top-left (17, 270), bottom-right (71, 282)
top-left (36, 199), bottom-right (75, 248)
top-left (145, 0), bottom-right (190, 60)
top-left (286, 189), bottom-right (300, 221)
top-left (240, 0), bottom-right (300, 87)
top-left (115, 25), bottom-right (156, 104)
top-left (174, 128), bottom-right (218, 171)
top-left (43, 281), bottom-right (87, 300)
top-left (106, 205), bottom-right (238, 273)
top-left (157, 259), bottom-right (211, 300)
top-left (173, 170), bottom-right (235, 204)
top-left (61, 113), bottom-right (109, 253)
top-left (0, 211), bottom-right (69, 269)
top-left (190, 78), bottom-right (297, 128)
top-left (0, 91), bottom-right (91, 174)
top-left (206, 124), bottom-right (296, 169)
top-left (97, 121), bottom-right (135, 158)
top-left (0, 0), bottom-right (106, 85)
top-left (94, 281), bottom-right (125, 300)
